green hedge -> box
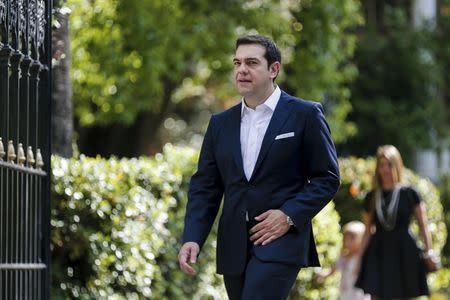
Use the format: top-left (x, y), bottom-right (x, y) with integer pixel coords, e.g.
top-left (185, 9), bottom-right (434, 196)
top-left (51, 145), bottom-right (341, 299)
top-left (51, 148), bottom-right (448, 298)
top-left (439, 174), bottom-right (450, 265)
top-left (51, 145), bottom-right (220, 299)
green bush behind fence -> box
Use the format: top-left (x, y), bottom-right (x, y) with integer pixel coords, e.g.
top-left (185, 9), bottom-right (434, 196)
top-left (51, 145), bottom-right (449, 298)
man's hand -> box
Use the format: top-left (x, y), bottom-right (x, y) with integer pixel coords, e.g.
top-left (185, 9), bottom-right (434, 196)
top-left (249, 209), bottom-right (291, 246)
top-left (178, 242), bottom-right (200, 276)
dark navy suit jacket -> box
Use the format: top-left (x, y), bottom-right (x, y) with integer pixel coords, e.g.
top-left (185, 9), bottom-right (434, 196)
top-left (182, 90), bottom-right (340, 275)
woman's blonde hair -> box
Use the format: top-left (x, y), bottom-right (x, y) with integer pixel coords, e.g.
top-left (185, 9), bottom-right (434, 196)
top-left (369, 145), bottom-right (404, 217)
top-left (373, 145), bottom-right (404, 191)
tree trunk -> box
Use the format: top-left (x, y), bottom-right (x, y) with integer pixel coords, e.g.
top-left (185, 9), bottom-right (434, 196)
top-left (52, 8), bottom-right (73, 158)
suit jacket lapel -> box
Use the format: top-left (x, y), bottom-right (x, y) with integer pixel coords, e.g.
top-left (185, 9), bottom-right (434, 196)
top-left (250, 92), bottom-right (293, 182)
top-left (229, 103), bottom-right (247, 182)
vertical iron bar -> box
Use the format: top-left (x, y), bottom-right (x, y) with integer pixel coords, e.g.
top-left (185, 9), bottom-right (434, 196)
top-left (6, 167), bottom-right (10, 298)
top-left (20, 74), bottom-right (31, 300)
top-left (33, 175), bottom-right (37, 300)
top-left (0, 177), bottom-right (3, 298)
top-left (0, 1), bottom-right (12, 293)
top-left (12, 170), bottom-right (16, 300)
top-left (26, 173), bottom-right (31, 300)
top-left (2, 1), bottom-right (11, 297)
top-left (31, 57), bottom-right (40, 298)
top-left (31, 182), bottom-right (35, 300)
top-left (19, 172), bottom-right (25, 300)
top-left (9, 2), bottom-right (21, 293)
top-left (1, 0), bottom-right (12, 140)
top-left (0, 48), bottom-right (11, 142)
top-left (23, 1), bottom-right (31, 295)
top-left (0, 52), bottom-right (12, 296)
top-left (30, 0), bottom-right (39, 295)
top-left (0, 169), bottom-right (3, 298)
top-left (37, 176), bottom-right (42, 300)
top-left (20, 0), bottom-right (31, 292)
top-left (10, 51), bottom-right (22, 300)
top-left (25, 165), bottom-right (31, 300)
top-left (29, 63), bottom-right (40, 300)
top-left (29, 62), bottom-right (40, 162)
top-left (17, 171), bottom-right (20, 300)
top-left (30, 174), bottom-right (36, 300)
top-left (20, 0), bottom-right (30, 140)
top-left (9, 52), bottom-right (21, 143)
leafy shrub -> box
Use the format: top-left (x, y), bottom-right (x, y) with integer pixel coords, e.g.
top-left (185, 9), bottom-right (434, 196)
top-left (289, 203), bottom-right (341, 300)
top-left (51, 145), bottom-right (223, 299)
top-left (52, 148), bottom-right (448, 298)
top-left (438, 174), bottom-right (450, 265)
top-left (51, 145), bottom-right (341, 299)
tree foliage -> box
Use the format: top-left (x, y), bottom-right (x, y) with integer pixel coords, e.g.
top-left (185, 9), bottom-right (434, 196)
top-left (67, 0), bottom-right (362, 156)
top-left (69, 0), bottom-right (288, 125)
top-left (283, 0), bottom-right (363, 143)
top-left (343, 6), bottom-right (447, 163)
top-left (436, 0), bottom-right (450, 136)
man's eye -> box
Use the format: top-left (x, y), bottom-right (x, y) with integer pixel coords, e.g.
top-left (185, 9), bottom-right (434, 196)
top-left (233, 61), bottom-right (240, 66)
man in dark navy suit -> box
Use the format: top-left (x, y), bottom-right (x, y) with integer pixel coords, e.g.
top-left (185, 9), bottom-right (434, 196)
top-left (178, 35), bottom-right (340, 299)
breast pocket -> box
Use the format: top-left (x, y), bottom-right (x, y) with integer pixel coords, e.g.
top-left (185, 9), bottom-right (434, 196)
top-left (273, 129), bottom-right (299, 148)
top-left (275, 131), bottom-right (295, 140)
top-left (267, 133), bottom-right (301, 172)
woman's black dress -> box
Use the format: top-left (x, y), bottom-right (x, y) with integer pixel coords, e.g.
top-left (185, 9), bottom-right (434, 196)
top-left (354, 186), bottom-right (429, 299)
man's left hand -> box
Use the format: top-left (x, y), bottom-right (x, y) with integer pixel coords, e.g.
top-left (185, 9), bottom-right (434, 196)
top-left (249, 209), bottom-right (291, 246)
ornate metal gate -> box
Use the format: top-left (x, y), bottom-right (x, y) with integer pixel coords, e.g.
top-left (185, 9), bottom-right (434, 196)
top-left (0, 0), bottom-right (52, 298)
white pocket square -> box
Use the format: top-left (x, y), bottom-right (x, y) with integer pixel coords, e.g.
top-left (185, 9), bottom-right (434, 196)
top-left (275, 132), bottom-right (295, 140)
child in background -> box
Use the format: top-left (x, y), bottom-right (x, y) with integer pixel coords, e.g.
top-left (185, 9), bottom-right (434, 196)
top-left (315, 221), bottom-right (370, 300)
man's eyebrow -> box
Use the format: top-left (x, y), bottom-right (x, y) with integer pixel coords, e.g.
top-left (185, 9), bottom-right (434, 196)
top-left (233, 57), bottom-right (261, 62)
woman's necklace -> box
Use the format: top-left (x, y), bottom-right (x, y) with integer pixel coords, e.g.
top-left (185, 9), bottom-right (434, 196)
top-left (375, 185), bottom-right (402, 231)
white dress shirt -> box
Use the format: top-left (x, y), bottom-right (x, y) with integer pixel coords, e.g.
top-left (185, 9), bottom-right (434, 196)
top-left (240, 86), bottom-right (281, 180)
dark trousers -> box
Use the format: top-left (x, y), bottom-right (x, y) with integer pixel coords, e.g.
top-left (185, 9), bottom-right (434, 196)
top-left (223, 239), bottom-right (301, 300)
top-left (224, 256), bottom-right (300, 300)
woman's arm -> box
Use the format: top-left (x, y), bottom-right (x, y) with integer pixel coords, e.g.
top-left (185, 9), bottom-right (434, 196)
top-left (359, 212), bottom-right (374, 255)
top-left (414, 202), bottom-right (432, 252)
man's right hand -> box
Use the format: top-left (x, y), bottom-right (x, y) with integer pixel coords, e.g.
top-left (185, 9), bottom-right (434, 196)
top-left (178, 242), bottom-right (200, 276)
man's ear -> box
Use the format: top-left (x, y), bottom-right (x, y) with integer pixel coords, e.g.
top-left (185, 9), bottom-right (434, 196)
top-left (269, 62), bottom-right (281, 79)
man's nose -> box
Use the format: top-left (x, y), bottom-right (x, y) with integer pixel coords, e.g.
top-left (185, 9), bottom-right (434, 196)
top-left (237, 63), bottom-right (248, 73)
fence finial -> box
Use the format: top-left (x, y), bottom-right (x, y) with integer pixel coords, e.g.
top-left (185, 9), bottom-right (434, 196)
top-left (27, 146), bottom-right (35, 167)
top-left (36, 148), bottom-right (44, 170)
top-left (18, 143), bottom-right (26, 166)
top-left (8, 141), bottom-right (16, 163)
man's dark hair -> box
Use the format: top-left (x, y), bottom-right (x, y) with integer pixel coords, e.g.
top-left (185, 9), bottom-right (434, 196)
top-left (236, 35), bottom-right (281, 67)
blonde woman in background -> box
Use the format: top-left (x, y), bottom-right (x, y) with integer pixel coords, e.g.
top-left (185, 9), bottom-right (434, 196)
top-left (355, 145), bottom-right (433, 299)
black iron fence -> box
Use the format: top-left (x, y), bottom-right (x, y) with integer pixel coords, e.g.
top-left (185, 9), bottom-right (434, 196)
top-left (0, 0), bottom-right (52, 298)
